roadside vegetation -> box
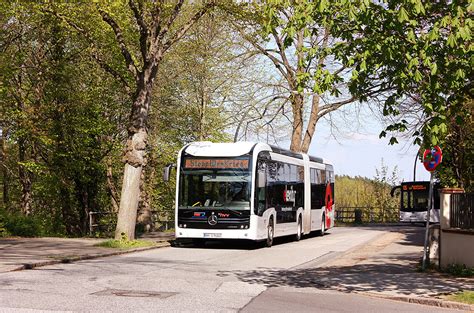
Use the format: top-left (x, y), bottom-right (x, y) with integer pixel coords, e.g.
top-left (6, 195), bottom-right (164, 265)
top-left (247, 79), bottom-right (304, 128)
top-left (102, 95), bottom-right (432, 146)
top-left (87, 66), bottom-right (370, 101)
top-left (443, 264), bottom-right (474, 277)
top-left (95, 238), bottom-right (157, 250)
top-left (336, 161), bottom-right (400, 223)
top-left (0, 1), bottom-right (471, 238)
top-left (446, 291), bottom-right (474, 305)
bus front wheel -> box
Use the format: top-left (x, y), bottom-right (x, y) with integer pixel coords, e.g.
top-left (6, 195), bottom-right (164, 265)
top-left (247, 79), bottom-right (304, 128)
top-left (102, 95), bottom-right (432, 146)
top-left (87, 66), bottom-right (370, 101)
top-left (266, 217), bottom-right (274, 247)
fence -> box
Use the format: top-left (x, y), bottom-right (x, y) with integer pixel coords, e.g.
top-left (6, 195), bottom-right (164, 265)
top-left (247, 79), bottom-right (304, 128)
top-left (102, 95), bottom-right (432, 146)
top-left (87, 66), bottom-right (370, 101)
top-left (335, 206), bottom-right (399, 223)
top-left (89, 210), bottom-right (174, 236)
top-left (449, 193), bottom-right (474, 230)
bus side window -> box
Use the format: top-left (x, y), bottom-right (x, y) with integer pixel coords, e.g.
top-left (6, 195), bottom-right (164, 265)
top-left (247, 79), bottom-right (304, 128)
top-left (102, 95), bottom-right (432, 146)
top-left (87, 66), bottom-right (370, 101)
top-left (255, 160), bottom-right (267, 216)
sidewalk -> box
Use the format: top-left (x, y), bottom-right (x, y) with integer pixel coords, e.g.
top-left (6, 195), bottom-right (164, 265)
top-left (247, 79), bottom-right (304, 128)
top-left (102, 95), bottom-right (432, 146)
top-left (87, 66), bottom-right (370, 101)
top-left (0, 233), bottom-right (174, 273)
top-left (232, 226), bottom-right (474, 310)
top-left (318, 227), bottom-right (474, 305)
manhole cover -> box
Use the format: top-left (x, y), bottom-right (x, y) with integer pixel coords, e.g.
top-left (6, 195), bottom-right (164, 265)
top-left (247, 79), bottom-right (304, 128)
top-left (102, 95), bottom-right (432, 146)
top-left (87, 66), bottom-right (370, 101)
top-left (92, 289), bottom-right (177, 298)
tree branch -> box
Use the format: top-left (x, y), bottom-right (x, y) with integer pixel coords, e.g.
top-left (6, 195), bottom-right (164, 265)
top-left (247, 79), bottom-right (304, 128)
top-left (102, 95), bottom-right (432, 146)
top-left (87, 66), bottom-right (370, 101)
top-left (233, 25), bottom-right (292, 84)
top-left (42, 8), bottom-right (133, 97)
top-left (272, 30), bottom-right (295, 78)
top-left (319, 96), bottom-right (357, 116)
top-left (162, 2), bottom-right (215, 53)
top-left (91, 52), bottom-right (132, 96)
top-left (129, 0), bottom-right (149, 62)
top-left (157, 0), bottom-right (185, 42)
top-left (98, 9), bottom-right (139, 80)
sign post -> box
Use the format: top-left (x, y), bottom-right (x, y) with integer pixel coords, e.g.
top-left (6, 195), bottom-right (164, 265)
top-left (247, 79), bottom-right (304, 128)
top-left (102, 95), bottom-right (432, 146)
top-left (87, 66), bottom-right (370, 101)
top-left (421, 146), bottom-right (442, 271)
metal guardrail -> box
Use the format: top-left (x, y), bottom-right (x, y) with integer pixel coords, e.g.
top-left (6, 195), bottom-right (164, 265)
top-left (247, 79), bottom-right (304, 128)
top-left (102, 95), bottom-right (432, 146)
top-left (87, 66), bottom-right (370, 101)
top-left (450, 193), bottom-right (474, 230)
top-left (335, 206), bottom-right (398, 223)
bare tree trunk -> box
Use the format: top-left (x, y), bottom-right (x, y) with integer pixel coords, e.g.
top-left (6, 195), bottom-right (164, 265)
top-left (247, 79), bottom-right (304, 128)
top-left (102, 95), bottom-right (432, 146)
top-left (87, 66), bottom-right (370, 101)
top-left (301, 94), bottom-right (321, 153)
top-left (1, 128), bottom-right (9, 208)
top-left (93, 1), bottom-right (214, 240)
top-left (289, 93), bottom-right (304, 152)
top-left (106, 157), bottom-right (119, 213)
top-left (137, 147), bottom-right (153, 233)
top-left (115, 84), bottom-right (151, 240)
top-left (290, 30), bottom-right (305, 153)
top-left (18, 137), bottom-right (32, 215)
top-left (137, 162), bottom-right (154, 233)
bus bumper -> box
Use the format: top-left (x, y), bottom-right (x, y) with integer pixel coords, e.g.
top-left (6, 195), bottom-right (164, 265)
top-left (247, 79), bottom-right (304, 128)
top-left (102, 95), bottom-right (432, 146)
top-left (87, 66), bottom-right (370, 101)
top-left (175, 227), bottom-right (257, 240)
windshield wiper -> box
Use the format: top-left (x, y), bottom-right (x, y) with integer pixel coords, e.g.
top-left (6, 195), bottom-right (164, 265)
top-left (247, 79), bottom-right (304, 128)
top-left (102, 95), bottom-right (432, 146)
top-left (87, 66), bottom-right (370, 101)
top-left (224, 208), bottom-right (244, 215)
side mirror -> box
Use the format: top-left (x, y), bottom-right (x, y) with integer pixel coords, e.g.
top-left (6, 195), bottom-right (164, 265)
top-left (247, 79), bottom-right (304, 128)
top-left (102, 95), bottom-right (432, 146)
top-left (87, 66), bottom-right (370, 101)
top-left (163, 163), bottom-right (176, 182)
top-left (390, 185), bottom-right (401, 197)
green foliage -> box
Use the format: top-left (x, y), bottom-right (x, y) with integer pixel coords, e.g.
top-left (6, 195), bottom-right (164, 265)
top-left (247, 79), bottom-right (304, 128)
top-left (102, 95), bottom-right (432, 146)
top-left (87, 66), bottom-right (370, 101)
top-left (436, 98), bottom-right (473, 191)
top-left (260, 0), bottom-right (472, 190)
top-left (0, 211), bottom-right (10, 237)
top-left (336, 160), bottom-right (400, 222)
top-left (2, 214), bottom-right (40, 237)
top-left (0, 2), bottom-right (237, 237)
top-left (95, 238), bottom-right (156, 249)
top-left (334, 0), bottom-right (473, 148)
top-left (252, 0), bottom-right (364, 103)
top-left (443, 263), bottom-right (474, 277)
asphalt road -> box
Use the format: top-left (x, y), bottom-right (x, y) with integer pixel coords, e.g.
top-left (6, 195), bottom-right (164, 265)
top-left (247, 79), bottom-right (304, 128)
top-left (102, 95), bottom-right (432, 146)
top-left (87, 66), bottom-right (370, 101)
top-left (0, 227), bottom-right (462, 312)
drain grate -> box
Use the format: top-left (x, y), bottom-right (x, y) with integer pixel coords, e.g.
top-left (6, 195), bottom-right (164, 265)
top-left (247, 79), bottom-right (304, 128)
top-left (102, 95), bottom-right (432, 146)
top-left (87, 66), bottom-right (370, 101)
top-left (92, 289), bottom-right (177, 298)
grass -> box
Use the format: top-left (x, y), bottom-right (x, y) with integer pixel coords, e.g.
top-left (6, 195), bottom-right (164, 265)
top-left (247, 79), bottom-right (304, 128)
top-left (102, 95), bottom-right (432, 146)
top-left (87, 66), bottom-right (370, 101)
top-left (95, 239), bottom-right (156, 249)
top-left (446, 291), bottom-right (474, 305)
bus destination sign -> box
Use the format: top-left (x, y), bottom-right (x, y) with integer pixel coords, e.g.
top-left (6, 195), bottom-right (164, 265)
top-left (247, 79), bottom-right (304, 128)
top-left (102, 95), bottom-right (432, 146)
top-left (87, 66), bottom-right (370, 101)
top-left (403, 184), bottom-right (427, 191)
top-left (184, 159), bottom-right (249, 169)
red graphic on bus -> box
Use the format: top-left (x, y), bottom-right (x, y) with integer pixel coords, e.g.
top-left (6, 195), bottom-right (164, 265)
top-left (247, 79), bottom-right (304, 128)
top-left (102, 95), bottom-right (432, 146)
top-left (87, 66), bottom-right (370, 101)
top-left (325, 184), bottom-right (333, 228)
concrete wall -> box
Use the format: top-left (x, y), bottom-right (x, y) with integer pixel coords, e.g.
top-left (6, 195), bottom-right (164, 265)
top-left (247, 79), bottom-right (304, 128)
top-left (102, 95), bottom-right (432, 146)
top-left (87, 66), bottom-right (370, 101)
top-left (439, 188), bottom-right (474, 268)
top-left (440, 230), bottom-right (474, 268)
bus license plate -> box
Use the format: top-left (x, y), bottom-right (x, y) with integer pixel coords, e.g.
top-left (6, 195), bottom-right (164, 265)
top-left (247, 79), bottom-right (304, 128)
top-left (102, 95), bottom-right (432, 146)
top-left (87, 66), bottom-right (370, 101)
top-left (203, 233), bottom-right (222, 238)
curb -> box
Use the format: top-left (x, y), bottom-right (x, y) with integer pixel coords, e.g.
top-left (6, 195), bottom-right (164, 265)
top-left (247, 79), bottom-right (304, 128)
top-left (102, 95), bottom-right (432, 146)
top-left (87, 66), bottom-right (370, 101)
top-left (358, 291), bottom-right (474, 311)
top-left (10, 241), bottom-right (171, 272)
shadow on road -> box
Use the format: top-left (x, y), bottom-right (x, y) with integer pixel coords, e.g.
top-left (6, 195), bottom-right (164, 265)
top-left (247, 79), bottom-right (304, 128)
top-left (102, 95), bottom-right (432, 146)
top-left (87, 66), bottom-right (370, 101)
top-left (215, 226), bottom-right (472, 297)
top-left (172, 232), bottom-right (330, 250)
top-left (216, 259), bottom-right (470, 297)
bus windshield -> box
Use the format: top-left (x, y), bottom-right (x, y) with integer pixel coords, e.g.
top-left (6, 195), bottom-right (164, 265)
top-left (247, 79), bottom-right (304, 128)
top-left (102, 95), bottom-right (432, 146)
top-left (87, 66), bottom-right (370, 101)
top-left (178, 157), bottom-right (251, 210)
top-left (402, 189), bottom-right (429, 212)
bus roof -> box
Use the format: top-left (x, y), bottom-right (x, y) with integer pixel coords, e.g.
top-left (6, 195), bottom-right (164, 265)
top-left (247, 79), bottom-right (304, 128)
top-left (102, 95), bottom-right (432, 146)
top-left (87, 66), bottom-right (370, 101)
top-left (183, 141), bottom-right (332, 166)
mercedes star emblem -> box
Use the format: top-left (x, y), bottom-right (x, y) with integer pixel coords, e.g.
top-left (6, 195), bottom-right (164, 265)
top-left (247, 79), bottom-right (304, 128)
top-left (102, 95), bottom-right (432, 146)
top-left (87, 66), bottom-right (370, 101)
top-left (208, 213), bottom-right (218, 226)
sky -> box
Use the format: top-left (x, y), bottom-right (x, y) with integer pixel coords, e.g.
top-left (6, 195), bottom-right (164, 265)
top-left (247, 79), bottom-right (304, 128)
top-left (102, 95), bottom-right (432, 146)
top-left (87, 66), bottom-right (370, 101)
top-left (308, 126), bottom-right (431, 183)
top-left (273, 105), bottom-right (431, 183)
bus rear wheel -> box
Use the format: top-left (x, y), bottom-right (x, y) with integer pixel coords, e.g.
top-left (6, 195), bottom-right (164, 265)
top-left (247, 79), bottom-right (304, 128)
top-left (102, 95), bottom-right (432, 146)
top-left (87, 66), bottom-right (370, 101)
top-left (266, 217), bottom-right (274, 248)
top-left (295, 216), bottom-right (302, 241)
top-left (319, 215), bottom-right (326, 236)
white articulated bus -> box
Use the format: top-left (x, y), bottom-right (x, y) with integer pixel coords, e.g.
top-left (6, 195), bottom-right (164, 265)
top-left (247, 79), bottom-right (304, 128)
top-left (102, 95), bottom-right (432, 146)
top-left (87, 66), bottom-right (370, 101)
top-left (168, 141), bottom-right (335, 247)
top-left (391, 181), bottom-right (440, 223)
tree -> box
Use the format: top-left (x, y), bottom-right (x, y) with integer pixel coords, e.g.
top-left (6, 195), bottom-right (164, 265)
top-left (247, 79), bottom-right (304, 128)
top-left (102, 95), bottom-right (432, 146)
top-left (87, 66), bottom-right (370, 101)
top-left (437, 97), bottom-right (473, 191)
top-left (331, 0), bottom-right (472, 189)
top-left (232, 1), bottom-right (389, 153)
top-left (335, 0), bottom-right (472, 147)
top-left (45, 1), bottom-right (219, 239)
top-left (0, 2), bottom-right (135, 236)
top-left (136, 13), bottom-right (236, 231)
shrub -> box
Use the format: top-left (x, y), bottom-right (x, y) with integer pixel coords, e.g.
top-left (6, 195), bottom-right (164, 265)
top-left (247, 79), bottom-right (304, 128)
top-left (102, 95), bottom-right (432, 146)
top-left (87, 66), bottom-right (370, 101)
top-left (444, 264), bottom-right (474, 277)
top-left (3, 214), bottom-right (41, 237)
